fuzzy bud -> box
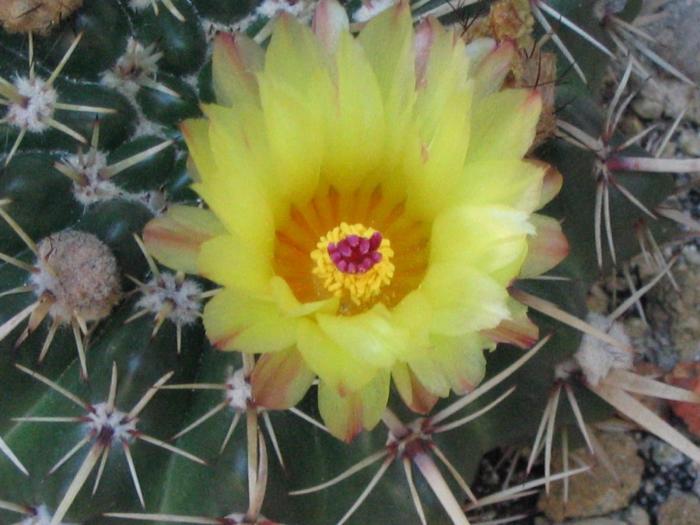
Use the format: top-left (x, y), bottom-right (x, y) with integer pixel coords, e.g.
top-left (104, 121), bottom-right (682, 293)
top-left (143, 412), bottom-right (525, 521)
top-left (32, 230), bottom-right (121, 323)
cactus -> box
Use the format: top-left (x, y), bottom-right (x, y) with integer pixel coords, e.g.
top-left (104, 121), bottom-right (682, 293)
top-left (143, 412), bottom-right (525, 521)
top-left (0, 1), bottom-right (697, 524)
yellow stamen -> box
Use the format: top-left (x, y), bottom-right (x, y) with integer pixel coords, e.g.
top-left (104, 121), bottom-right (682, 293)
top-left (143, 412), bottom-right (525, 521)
top-left (311, 223), bottom-right (394, 307)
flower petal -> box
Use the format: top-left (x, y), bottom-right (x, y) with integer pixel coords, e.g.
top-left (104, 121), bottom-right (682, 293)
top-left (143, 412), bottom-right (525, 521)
top-left (535, 160), bottom-right (563, 208)
top-left (297, 318), bottom-right (377, 394)
top-left (318, 370), bottom-right (390, 442)
top-left (252, 348), bottom-right (315, 410)
top-left (312, 0), bottom-right (349, 54)
top-left (471, 39), bottom-right (516, 100)
top-left (358, 0), bottom-right (416, 168)
top-left (321, 31), bottom-right (386, 192)
top-left (257, 73), bottom-right (326, 206)
top-left (203, 289), bottom-right (298, 353)
top-left (393, 361), bottom-right (438, 414)
top-left (481, 298), bottom-right (539, 349)
top-left (266, 13), bottom-right (325, 94)
top-left (422, 263), bottom-right (510, 336)
top-left (143, 205), bottom-right (225, 274)
top-left (455, 159), bottom-right (545, 212)
top-left (197, 234), bottom-right (272, 294)
top-left (467, 88), bottom-right (542, 162)
top-left (316, 306), bottom-right (406, 368)
top-left (430, 205), bottom-right (534, 283)
top-left (212, 32), bottom-right (264, 107)
top-left (407, 18), bottom-right (474, 219)
top-left (409, 333), bottom-right (487, 396)
top-left (519, 214), bottom-right (569, 278)
top-left (180, 118), bottom-right (216, 181)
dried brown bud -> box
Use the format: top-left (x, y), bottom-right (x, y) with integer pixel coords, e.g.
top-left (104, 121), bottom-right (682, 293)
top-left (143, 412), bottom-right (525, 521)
top-left (0, 0), bottom-right (83, 34)
top-left (33, 230), bottom-right (121, 322)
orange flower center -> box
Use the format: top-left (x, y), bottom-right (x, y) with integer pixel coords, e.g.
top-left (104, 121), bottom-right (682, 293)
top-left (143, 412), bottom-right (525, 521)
top-left (273, 184), bottom-right (430, 315)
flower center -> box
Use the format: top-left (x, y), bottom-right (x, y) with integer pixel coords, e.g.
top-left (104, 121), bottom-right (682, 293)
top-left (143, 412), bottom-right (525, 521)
top-left (311, 223), bottom-right (395, 306)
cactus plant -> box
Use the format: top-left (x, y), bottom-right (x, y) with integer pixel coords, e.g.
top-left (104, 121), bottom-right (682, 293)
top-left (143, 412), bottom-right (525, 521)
top-left (0, 0), bottom-right (697, 524)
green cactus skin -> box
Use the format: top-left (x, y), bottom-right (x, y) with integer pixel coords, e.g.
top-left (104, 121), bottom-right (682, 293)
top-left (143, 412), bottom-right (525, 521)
top-left (0, 0), bottom-right (681, 524)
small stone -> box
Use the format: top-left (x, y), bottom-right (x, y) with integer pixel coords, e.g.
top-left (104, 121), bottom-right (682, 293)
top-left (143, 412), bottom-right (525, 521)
top-left (538, 432), bottom-right (644, 522)
top-left (648, 257), bottom-right (700, 362)
top-left (679, 129), bottom-right (700, 156)
top-left (632, 97), bottom-right (664, 120)
top-left (657, 493), bottom-right (700, 525)
top-left (625, 504), bottom-right (650, 525)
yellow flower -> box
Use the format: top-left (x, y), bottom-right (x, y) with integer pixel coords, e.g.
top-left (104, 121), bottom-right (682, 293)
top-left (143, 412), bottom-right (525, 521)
top-left (143, 0), bottom-right (568, 441)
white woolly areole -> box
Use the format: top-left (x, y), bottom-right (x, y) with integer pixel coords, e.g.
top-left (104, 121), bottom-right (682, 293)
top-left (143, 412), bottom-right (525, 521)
top-left (353, 0), bottom-right (397, 22)
top-left (85, 402), bottom-right (137, 445)
top-left (257, 0), bottom-right (307, 18)
top-left (5, 76), bottom-right (57, 132)
top-left (20, 505), bottom-right (76, 525)
top-left (128, 0), bottom-right (153, 11)
top-left (101, 38), bottom-right (162, 97)
top-left (64, 151), bottom-right (124, 206)
top-left (225, 370), bottom-right (252, 412)
top-left (31, 230), bottom-right (121, 322)
top-left (136, 273), bottom-right (202, 325)
top-left (574, 313), bottom-right (632, 386)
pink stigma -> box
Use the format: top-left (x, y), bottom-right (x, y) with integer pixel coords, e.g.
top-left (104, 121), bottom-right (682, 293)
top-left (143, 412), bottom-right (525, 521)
top-left (328, 232), bottom-right (383, 274)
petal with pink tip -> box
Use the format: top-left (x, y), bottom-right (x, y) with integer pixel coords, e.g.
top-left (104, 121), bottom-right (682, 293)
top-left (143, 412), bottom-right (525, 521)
top-left (212, 32), bottom-right (264, 107)
top-left (467, 88), bottom-right (542, 162)
top-left (252, 348), bottom-right (315, 410)
top-left (482, 299), bottom-right (539, 349)
top-left (318, 370), bottom-right (390, 442)
top-left (143, 205), bottom-right (225, 274)
top-left (393, 362), bottom-right (439, 414)
top-left (519, 214), bottom-right (569, 278)
top-left (312, 0), bottom-right (349, 53)
top-left (530, 160), bottom-right (563, 208)
top-left (471, 40), bottom-right (516, 99)
top-left (204, 289), bottom-right (298, 354)
top-left (408, 333), bottom-right (487, 396)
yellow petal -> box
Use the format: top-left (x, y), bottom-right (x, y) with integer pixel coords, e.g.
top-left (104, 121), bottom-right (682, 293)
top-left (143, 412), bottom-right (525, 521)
top-left (251, 348), bottom-right (315, 410)
top-left (482, 298), bottom-right (539, 349)
top-left (535, 160), bottom-right (563, 208)
top-left (143, 205), bottom-right (225, 274)
top-left (316, 306), bottom-right (406, 369)
top-left (212, 32), bottom-right (264, 107)
top-left (203, 289), bottom-right (297, 353)
top-left (408, 333), bottom-right (487, 396)
top-left (421, 263), bottom-right (510, 336)
top-left (519, 214), bottom-right (569, 278)
top-left (180, 118), bottom-right (216, 181)
top-left (392, 362), bottom-right (438, 414)
top-left (312, 0), bottom-right (349, 54)
top-left (202, 103), bottom-right (284, 220)
top-left (318, 370), bottom-right (390, 442)
top-left (265, 13), bottom-right (325, 95)
top-left (297, 318), bottom-right (377, 394)
top-left (321, 31), bottom-right (386, 192)
top-left (270, 276), bottom-right (339, 317)
top-left (358, 0), bottom-right (417, 169)
top-left (197, 234), bottom-right (272, 294)
top-left (455, 159), bottom-right (545, 213)
top-left (391, 290), bottom-right (432, 358)
top-left (430, 205), bottom-right (533, 284)
top-left (467, 88), bottom-right (541, 162)
top-left (470, 40), bottom-right (516, 100)
top-left (257, 73), bottom-right (327, 205)
top-left (193, 179), bottom-right (275, 260)
top-left (407, 18), bottom-right (474, 219)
